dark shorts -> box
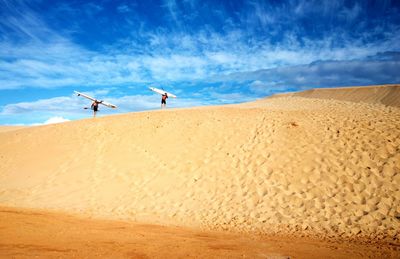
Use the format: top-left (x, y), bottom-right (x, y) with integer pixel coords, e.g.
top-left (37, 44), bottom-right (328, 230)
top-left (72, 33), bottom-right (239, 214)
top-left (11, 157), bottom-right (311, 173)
top-left (161, 99), bottom-right (166, 104)
top-left (93, 106), bottom-right (98, 112)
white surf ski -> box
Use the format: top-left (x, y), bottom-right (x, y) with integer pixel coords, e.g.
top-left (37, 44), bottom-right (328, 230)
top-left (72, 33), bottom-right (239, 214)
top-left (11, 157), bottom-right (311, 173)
top-left (149, 87), bottom-right (177, 98)
top-left (74, 91), bottom-right (117, 109)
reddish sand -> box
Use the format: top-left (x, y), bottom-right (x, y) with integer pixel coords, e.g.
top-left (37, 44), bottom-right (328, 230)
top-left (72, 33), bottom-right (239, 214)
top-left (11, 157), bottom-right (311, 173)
top-left (1, 207), bottom-right (399, 258)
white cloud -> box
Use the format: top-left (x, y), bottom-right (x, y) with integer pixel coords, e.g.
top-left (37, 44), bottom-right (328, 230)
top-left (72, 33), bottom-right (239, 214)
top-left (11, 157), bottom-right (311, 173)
top-left (42, 116), bottom-right (70, 124)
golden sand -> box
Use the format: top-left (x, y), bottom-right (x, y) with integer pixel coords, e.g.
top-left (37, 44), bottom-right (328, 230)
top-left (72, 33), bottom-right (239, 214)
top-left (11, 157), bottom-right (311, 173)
top-left (0, 85), bottom-right (399, 257)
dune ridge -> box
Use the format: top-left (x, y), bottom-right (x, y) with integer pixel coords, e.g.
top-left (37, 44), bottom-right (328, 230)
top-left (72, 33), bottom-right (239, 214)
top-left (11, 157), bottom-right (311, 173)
top-left (0, 85), bottom-right (399, 245)
top-left (269, 84), bottom-right (400, 107)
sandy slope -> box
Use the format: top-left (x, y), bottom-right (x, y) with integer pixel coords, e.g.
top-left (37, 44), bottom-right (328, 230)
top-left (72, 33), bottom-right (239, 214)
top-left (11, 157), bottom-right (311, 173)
top-left (0, 85), bottom-right (399, 247)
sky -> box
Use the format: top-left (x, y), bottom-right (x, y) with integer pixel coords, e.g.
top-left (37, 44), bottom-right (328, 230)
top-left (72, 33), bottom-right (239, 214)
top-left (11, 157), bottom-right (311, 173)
top-left (0, 0), bottom-right (399, 125)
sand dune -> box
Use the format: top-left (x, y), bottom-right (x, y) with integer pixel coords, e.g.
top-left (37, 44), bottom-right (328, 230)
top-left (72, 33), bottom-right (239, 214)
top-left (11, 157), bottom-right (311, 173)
top-left (0, 85), bottom-right (399, 250)
top-left (270, 84), bottom-right (400, 107)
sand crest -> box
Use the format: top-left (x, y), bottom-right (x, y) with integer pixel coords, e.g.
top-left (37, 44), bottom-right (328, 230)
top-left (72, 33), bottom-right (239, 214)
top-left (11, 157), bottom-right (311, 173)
top-left (269, 84), bottom-right (400, 107)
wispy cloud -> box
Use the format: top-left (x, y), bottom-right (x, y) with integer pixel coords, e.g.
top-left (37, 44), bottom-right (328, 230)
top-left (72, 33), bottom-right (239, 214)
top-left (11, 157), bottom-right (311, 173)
top-left (162, 0), bottom-right (180, 26)
top-left (117, 4), bottom-right (131, 13)
top-left (0, 0), bottom-right (399, 124)
top-left (1, 0), bottom-right (399, 91)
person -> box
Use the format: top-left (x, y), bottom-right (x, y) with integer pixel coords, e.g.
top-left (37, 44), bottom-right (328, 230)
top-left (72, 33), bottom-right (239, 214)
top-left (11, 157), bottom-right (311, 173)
top-left (91, 100), bottom-right (102, 117)
top-left (161, 93), bottom-right (168, 109)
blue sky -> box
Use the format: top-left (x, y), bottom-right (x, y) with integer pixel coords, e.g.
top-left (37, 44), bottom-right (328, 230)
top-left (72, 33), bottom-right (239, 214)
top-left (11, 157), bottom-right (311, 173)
top-left (1, 0), bottom-right (399, 125)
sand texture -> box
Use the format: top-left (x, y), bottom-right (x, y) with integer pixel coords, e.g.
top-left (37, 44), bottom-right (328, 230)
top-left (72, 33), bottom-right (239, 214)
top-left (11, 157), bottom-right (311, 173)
top-left (1, 85), bottom-right (400, 249)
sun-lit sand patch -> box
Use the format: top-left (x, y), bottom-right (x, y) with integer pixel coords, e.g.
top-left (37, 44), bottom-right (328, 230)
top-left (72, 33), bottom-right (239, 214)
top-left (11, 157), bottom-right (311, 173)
top-left (0, 85), bottom-right (399, 257)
